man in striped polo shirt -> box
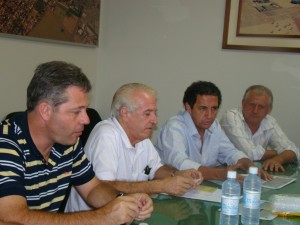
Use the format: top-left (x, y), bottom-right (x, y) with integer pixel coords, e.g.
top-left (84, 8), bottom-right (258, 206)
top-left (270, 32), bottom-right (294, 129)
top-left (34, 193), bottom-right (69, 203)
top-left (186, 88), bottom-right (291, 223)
top-left (0, 61), bottom-right (152, 225)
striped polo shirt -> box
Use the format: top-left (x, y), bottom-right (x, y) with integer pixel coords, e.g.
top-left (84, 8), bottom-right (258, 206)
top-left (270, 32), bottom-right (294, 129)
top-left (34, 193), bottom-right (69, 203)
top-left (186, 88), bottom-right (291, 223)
top-left (0, 112), bottom-right (95, 212)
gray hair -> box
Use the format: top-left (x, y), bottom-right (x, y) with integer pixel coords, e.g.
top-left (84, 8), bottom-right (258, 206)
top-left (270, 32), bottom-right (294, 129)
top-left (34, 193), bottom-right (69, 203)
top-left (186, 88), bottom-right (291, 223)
top-left (111, 83), bottom-right (157, 118)
top-left (243, 85), bottom-right (273, 108)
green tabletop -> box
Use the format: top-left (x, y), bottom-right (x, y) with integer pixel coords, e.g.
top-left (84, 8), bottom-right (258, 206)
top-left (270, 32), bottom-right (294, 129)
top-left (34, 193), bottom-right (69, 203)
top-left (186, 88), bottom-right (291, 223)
top-left (133, 162), bottom-right (300, 225)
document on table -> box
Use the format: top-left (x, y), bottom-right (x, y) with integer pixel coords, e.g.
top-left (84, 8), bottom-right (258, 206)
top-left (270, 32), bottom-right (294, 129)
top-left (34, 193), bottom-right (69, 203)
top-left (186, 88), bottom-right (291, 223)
top-left (181, 185), bottom-right (222, 203)
top-left (262, 176), bottom-right (296, 189)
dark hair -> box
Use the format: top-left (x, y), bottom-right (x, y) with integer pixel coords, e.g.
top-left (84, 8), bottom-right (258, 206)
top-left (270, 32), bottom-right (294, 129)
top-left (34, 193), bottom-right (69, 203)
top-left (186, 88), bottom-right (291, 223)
top-left (27, 61), bottom-right (91, 111)
top-left (183, 81), bottom-right (222, 108)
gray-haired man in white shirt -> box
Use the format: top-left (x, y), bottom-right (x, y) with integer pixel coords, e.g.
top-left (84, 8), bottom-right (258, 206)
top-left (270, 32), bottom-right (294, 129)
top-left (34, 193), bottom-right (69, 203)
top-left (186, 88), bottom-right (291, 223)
top-left (220, 85), bottom-right (299, 172)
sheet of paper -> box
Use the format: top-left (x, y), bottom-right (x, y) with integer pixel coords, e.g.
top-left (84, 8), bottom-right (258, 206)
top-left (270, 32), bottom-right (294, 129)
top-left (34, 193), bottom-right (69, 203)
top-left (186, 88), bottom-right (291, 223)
top-left (262, 176), bottom-right (296, 189)
top-left (181, 185), bottom-right (222, 202)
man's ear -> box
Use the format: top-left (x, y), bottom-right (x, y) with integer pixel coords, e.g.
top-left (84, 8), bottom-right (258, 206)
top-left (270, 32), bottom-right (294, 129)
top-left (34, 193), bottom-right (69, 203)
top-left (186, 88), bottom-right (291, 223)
top-left (38, 102), bottom-right (52, 121)
top-left (119, 106), bottom-right (128, 120)
top-left (184, 102), bottom-right (192, 113)
top-left (242, 100), bottom-right (245, 108)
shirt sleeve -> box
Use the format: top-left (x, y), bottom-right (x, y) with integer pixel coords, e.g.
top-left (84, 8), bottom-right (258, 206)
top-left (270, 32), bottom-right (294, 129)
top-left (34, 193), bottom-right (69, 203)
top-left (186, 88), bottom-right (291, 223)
top-left (220, 109), bottom-right (265, 161)
top-left (0, 139), bottom-right (27, 198)
top-left (267, 118), bottom-right (300, 160)
top-left (155, 120), bottom-right (201, 170)
top-left (216, 126), bottom-right (249, 166)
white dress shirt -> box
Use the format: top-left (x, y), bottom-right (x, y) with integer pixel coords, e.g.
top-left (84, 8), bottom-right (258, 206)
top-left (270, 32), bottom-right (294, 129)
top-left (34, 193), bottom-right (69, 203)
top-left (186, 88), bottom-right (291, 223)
top-left (220, 108), bottom-right (300, 161)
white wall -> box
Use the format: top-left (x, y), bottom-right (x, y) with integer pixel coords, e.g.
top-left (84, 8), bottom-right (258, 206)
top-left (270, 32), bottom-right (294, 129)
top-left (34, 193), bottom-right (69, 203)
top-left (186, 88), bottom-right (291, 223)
top-left (1, 0), bottom-right (300, 148)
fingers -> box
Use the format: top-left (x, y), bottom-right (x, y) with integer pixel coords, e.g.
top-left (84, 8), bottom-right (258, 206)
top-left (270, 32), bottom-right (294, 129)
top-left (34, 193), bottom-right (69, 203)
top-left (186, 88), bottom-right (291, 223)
top-left (135, 205), bottom-right (153, 221)
top-left (262, 160), bottom-right (285, 172)
top-left (128, 193), bottom-right (153, 221)
top-left (169, 176), bottom-right (194, 195)
top-left (260, 169), bottom-right (272, 181)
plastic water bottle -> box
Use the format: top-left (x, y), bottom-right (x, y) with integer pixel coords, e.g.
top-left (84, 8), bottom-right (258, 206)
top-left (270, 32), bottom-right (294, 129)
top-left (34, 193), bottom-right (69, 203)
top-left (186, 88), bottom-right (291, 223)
top-left (219, 171), bottom-right (241, 225)
top-left (242, 167), bottom-right (261, 225)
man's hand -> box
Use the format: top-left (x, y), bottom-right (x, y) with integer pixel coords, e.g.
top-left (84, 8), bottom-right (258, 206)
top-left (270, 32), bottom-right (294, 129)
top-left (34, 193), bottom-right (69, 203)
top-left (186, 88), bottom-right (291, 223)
top-left (231, 158), bottom-right (253, 171)
top-left (262, 150), bottom-right (297, 172)
top-left (99, 194), bottom-right (141, 225)
top-left (262, 158), bottom-right (285, 172)
top-left (162, 174), bottom-right (197, 196)
top-left (99, 193), bottom-right (152, 224)
top-left (232, 158), bottom-right (272, 180)
top-left (258, 168), bottom-right (272, 181)
top-left (128, 193), bottom-right (153, 221)
top-left (175, 169), bottom-right (204, 188)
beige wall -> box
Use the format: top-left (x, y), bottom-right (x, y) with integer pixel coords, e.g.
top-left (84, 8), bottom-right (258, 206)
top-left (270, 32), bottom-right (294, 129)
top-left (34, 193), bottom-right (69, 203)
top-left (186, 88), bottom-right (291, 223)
top-left (1, 0), bottom-right (300, 148)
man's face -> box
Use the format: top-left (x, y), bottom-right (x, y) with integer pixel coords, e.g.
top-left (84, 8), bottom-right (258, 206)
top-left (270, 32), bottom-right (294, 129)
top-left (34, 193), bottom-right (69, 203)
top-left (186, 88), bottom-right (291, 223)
top-left (122, 91), bottom-right (157, 145)
top-left (242, 91), bottom-right (271, 128)
top-left (46, 86), bottom-right (90, 146)
top-left (185, 95), bottom-right (219, 136)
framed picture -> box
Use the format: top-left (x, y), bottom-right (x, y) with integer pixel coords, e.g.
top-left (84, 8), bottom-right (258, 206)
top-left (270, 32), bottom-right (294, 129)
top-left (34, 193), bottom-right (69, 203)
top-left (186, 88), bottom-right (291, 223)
top-left (0, 0), bottom-right (101, 47)
top-left (222, 0), bottom-right (300, 52)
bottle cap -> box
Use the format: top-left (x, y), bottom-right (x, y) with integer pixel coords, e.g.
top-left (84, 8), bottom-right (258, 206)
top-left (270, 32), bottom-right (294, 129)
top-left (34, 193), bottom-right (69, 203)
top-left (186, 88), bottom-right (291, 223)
top-left (249, 167), bottom-right (258, 174)
top-left (227, 170), bottom-right (237, 179)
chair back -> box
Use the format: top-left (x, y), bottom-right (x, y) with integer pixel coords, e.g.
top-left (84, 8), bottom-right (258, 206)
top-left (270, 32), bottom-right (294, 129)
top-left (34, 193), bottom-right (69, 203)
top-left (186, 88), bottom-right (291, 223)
top-left (81, 108), bottom-right (101, 146)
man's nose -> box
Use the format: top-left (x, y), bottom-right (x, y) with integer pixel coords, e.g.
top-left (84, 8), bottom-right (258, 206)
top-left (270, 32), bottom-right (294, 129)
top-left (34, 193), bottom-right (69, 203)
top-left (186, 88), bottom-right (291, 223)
top-left (206, 109), bottom-right (213, 118)
top-left (82, 110), bottom-right (90, 125)
top-left (253, 105), bottom-right (259, 113)
top-left (151, 114), bottom-right (158, 124)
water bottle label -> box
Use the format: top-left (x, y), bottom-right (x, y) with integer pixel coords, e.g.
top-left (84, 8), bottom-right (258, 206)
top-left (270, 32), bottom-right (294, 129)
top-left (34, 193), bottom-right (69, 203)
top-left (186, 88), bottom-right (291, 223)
top-left (221, 195), bottom-right (239, 215)
top-left (243, 191), bottom-right (261, 209)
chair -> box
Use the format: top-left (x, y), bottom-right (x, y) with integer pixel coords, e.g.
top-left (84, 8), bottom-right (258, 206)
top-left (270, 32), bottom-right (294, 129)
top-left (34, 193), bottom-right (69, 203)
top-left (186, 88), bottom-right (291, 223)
top-left (81, 107), bottom-right (102, 146)
top-left (5, 111), bottom-right (22, 119)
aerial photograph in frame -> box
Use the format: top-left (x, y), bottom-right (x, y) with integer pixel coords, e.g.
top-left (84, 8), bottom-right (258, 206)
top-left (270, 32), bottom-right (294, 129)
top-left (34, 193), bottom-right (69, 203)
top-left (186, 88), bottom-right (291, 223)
top-left (237, 0), bottom-right (300, 38)
top-left (0, 0), bottom-right (101, 46)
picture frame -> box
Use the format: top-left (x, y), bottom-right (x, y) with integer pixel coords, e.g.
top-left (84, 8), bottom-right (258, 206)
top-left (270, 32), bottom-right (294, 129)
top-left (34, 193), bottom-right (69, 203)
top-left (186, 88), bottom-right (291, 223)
top-left (0, 1), bottom-right (101, 47)
top-left (222, 0), bottom-right (300, 53)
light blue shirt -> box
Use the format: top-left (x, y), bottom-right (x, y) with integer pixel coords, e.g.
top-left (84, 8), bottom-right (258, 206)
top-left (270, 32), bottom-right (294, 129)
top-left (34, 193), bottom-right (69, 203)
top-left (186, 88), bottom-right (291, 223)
top-left (155, 110), bottom-right (248, 170)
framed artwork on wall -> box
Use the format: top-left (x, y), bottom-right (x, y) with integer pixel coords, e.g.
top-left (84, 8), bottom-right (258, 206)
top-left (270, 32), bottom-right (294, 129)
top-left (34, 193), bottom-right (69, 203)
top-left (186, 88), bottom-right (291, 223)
top-left (222, 0), bottom-right (300, 52)
top-left (0, 0), bottom-right (101, 47)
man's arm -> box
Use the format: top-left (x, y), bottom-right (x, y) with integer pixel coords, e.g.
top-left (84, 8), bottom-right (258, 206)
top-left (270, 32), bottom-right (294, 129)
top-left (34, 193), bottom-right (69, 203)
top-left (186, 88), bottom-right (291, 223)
top-left (261, 150), bottom-right (278, 160)
top-left (262, 150), bottom-right (297, 172)
top-left (0, 220), bottom-right (21, 225)
top-left (76, 177), bottom-right (118, 208)
top-left (198, 166), bottom-right (228, 181)
top-left (103, 166), bottom-right (202, 196)
top-left (0, 195), bottom-right (143, 225)
top-left (0, 177), bottom-right (152, 225)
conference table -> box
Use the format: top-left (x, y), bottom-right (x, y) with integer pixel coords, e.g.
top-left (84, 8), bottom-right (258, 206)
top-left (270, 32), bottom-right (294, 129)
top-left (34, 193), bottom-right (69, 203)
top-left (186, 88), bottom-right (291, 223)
top-left (133, 162), bottom-right (300, 225)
